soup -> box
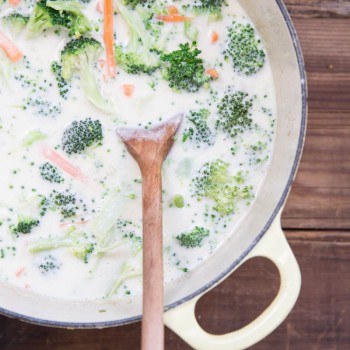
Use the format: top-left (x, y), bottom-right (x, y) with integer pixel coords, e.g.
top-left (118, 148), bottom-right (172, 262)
top-left (0, 0), bottom-right (276, 301)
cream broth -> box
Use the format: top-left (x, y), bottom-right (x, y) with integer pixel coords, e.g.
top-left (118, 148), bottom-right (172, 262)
top-left (0, 0), bottom-right (276, 301)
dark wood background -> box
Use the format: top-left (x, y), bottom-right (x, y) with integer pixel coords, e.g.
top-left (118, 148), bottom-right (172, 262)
top-left (1, 0), bottom-right (349, 348)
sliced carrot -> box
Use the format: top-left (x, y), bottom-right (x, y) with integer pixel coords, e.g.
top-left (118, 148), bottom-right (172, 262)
top-left (42, 145), bottom-right (86, 182)
top-left (211, 31), bottom-right (219, 43)
top-left (99, 58), bottom-right (106, 69)
top-left (96, 0), bottom-right (103, 13)
top-left (167, 5), bottom-right (179, 15)
top-left (103, 0), bottom-right (116, 78)
top-left (0, 31), bottom-right (23, 62)
top-left (9, 0), bottom-right (21, 5)
top-left (156, 14), bottom-right (192, 22)
top-left (16, 267), bottom-right (25, 277)
top-left (122, 84), bottom-right (134, 97)
top-left (207, 68), bottom-right (219, 79)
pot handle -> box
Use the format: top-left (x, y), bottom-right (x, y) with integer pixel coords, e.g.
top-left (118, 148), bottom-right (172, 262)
top-left (164, 213), bottom-right (301, 350)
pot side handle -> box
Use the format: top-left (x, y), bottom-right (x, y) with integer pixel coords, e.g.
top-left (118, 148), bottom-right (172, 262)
top-left (164, 213), bottom-right (301, 350)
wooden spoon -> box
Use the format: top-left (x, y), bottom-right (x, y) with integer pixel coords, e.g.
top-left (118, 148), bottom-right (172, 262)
top-left (116, 114), bottom-right (183, 350)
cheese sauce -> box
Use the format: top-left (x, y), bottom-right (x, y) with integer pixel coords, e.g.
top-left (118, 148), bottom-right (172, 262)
top-left (0, 0), bottom-right (276, 301)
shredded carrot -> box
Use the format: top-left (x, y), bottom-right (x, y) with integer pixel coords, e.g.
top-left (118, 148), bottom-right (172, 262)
top-left (96, 0), bottom-right (103, 13)
top-left (99, 58), bottom-right (106, 69)
top-left (156, 14), bottom-right (192, 22)
top-left (207, 68), bottom-right (219, 79)
top-left (16, 267), bottom-right (25, 277)
top-left (0, 31), bottom-right (23, 62)
top-left (9, 0), bottom-right (21, 5)
top-left (122, 84), bottom-right (134, 97)
top-left (167, 5), bottom-right (179, 15)
top-left (42, 145), bottom-right (86, 182)
top-left (103, 0), bottom-right (116, 78)
top-left (24, 283), bottom-right (30, 289)
top-left (211, 31), bottom-right (219, 44)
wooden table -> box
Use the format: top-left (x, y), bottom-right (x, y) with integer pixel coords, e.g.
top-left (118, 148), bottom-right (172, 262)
top-left (0, 1), bottom-right (349, 349)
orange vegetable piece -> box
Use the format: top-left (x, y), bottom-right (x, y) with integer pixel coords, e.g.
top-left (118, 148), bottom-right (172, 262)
top-left (122, 84), bottom-right (135, 97)
top-left (103, 0), bottom-right (116, 78)
top-left (207, 68), bottom-right (219, 79)
top-left (167, 5), bottom-right (179, 15)
top-left (156, 14), bottom-right (192, 22)
top-left (211, 31), bottom-right (219, 43)
top-left (0, 31), bottom-right (23, 62)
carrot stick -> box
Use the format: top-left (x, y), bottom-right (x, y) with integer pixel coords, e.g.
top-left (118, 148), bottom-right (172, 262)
top-left (16, 267), bottom-right (25, 277)
top-left (122, 84), bottom-right (134, 97)
top-left (103, 0), bottom-right (116, 78)
top-left (42, 145), bottom-right (86, 182)
top-left (156, 14), bottom-right (192, 22)
top-left (9, 0), bottom-right (21, 5)
top-left (207, 68), bottom-right (219, 79)
top-left (0, 31), bottom-right (23, 62)
top-left (211, 31), bottom-right (219, 43)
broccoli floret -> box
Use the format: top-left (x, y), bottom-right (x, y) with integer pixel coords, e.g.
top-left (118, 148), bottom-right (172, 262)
top-left (60, 37), bottom-right (115, 114)
top-left (27, 0), bottom-right (70, 36)
top-left (114, 1), bottom-right (161, 75)
top-left (51, 61), bottom-right (70, 99)
top-left (2, 13), bottom-right (30, 33)
top-left (29, 228), bottom-right (95, 264)
top-left (192, 159), bottom-right (254, 215)
top-left (182, 108), bottom-right (214, 147)
top-left (176, 226), bottom-right (209, 248)
top-left (124, 0), bottom-right (155, 9)
top-left (38, 254), bottom-right (61, 274)
top-left (61, 118), bottom-right (103, 155)
top-left (215, 89), bottom-right (254, 139)
top-left (223, 22), bottom-right (265, 76)
top-left (46, 0), bottom-right (92, 37)
top-left (160, 42), bottom-right (210, 93)
top-left (39, 162), bottom-right (65, 183)
top-left (191, 0), bottom-right (226, 19)
top-left (11, 217), bottom-right (40, 235)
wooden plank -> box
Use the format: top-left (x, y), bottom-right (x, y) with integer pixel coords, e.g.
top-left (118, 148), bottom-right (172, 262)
top-left (281, 17), bottom-right (350, 229)
top-left (285, 0), bottom-right (350, 18)
top-left (0, 232), bottom-right (349, 349)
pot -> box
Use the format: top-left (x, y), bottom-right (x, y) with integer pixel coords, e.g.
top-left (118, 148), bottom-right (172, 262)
top-left (0, 0), bottom-right (307, 349)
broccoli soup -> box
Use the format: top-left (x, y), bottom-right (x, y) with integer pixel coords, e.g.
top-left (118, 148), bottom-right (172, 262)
top-left (0, 0), bottom-right (276, 301)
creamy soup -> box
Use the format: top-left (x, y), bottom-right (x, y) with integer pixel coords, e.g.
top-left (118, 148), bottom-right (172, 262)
top-left (0, 0), bottom-right (276, 301)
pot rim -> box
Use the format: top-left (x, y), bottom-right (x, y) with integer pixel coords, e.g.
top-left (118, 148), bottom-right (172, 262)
top-left (0, 0), bottom-right (307, 329)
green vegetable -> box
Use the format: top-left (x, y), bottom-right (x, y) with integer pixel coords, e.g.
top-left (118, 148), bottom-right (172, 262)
top-left (39, 162), bottom-right (65, 183)
top-left (124, 0), bottom-right (155, 9)
top-left (114, 1), bottom-right (161, 75)
top-left (160, 42), bottom-right (210, 93)
top-left (46, 0), bottom-right (92, 37)
top-left (11, 217), bottom-right (40, 235)
top-left (192, 159), bottom-right (254, 215)
top-left (38, 255), bottom-right (61, 274)
top-left (60, 37), bottom-right (115, 114)
top-left (215, 89), bottom-right (253, 139)
top-left (176, 226), bottom-right (209, 248)
top-left (2, 13), bottom-right (29, 33)
top-left (22, 130), bottom-right (47, 147)
top-left (223, 22), bottom-right (265, 75)
top-left (190, 0), bottom-right (226, 20)
top-left (184, 21), bottom-right (198, 41)
top-left (61, 118), bottom-right (103, 155)
top-left (182, 109), bottom-right (214, 147)
top-left (172, 194), bottom-right (184, 208)
top-left (51, 61), bottom-right (70, 99)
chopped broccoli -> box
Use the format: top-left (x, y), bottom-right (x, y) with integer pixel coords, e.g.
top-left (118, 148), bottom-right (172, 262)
top-left (39, 162), bottom-right (65, 184)
top-left (192, 159), bottom-right (254, 215)
top-left (114, 1), bottom-right (161, 75)
top-left (215, 89), bottom-right (254, 139)
top-left (46, 0), bottom-right (92, 37)
top-left (223, 22), bottom-right (265, 75)
top-left (50, 189), bottom-right (86, 219)
top-left (38, 254), bottom-right (61, 274)
top-left (107, 260), bottom-right (142, 297)
top-left (29, 228), bottom-right (95, 264)
top-left (51, 61), bottom-right (70, 99)
top-left (22, 130), bottom-right (47, 147)
top-left (184, 21), bottom-right (198, 41)
top-left (27, 0), bottom-right (70, 36)
top-left (182, 108), bottom-right (214, 147)
top-left (190, 0), bottom-right (226, 19)
top-left (60, 37), bottom-right (115, 114)
top-left (176, 226), bottom-right (209, 248)
top-left (124, 0), bottom-right (155, 9)
top-left (172, 194), bottom-right (184, 208)
top-left (2, 13), bottom-right (30, 33)
top-left (61, 118), bottom-right (103, 155)
top-left (11, 217), bottom-right (40, 235)
top-left (160, 42), bottom-right (210, 93)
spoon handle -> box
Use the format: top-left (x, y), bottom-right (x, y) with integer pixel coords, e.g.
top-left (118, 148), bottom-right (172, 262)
top-left (141, 166), bottom-right (164, 350)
